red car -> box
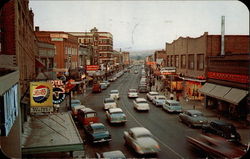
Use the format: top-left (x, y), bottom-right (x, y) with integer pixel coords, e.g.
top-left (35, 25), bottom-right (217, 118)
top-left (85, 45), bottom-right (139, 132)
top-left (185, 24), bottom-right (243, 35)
top-left (77, 108), bottom-right (99, 126)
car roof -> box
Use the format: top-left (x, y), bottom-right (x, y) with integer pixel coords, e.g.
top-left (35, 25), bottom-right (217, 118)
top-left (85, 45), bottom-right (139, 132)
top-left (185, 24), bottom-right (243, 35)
top-left (104, 98), bottom-right (115, 101)
top-left (156, 95), bottom-right (166, 98)
top-left (136, 98), bottom-right (147, 102)
top-left (211, 120), bottom-right (233, 126)
top-left (110, 90), bottom-right (119, 92)
top-left (166, 100), bottom-right (180, 104)
top-left (130, 127), bottom-right (152, 137)
top-left (102, 150), bottom-right (126, 158)
top-left (149, 91), bottom-right (159, 95)
top-left (79, 107), bottom-right (96, 113)
top-left (109, 108), bottom-right (123, 113)
top-left (90, 123), bottom-right (105, 128)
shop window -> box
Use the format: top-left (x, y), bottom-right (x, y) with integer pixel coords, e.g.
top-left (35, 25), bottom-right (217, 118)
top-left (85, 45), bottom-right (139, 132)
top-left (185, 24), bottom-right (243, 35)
top-left (188, 54), bottom-right (194, 70)
top-left (197, 54), bottom-right (204, 70)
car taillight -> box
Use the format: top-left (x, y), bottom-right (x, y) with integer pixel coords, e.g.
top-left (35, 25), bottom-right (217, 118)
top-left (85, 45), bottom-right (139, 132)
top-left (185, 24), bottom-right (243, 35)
top-left (155, 144), bottom-right (160, 149)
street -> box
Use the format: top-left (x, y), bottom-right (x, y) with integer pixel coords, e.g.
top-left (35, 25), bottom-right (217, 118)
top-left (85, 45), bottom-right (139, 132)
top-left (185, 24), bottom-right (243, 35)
top-left (75, 67), bottom-right (207, 159)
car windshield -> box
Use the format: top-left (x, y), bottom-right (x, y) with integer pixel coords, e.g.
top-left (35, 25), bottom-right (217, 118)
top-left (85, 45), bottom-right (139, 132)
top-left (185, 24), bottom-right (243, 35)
top-left (85, 113), bottom-right (96, 118)
top-left (111, 112), bottom-right (124, 116)
top-left (137, 101), bottom-right (147, 104)
top-left (111, 90), bottom-right (118, 94)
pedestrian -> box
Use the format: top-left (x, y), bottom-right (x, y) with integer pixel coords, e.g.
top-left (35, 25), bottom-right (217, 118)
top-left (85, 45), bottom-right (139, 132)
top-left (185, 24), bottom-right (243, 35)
top-left (170, 93), bottom-right (174, 100)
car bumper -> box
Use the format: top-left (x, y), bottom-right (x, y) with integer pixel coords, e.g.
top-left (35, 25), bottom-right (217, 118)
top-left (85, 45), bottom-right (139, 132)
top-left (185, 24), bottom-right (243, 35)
top-left (93, 138), bottom-right (112, 143)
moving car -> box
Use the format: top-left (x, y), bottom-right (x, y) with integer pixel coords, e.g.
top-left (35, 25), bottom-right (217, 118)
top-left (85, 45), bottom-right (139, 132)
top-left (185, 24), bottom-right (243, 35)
top-left (133, 98), bottom-right (150, 111)
top-left (138, 84), bottom-right (149, 93)
top-left (152, 95), bottom-right (167, 107)
top-left (106, 108), bottom-right (127, 124)
top-left (103, 98), bottom-right (117, 110)
top-left (162, 100), bottom-right (182, 113)
top-left (179, 110), bottom-right (208, 127)
top-left (77, 108), bottom-right (99, 126)
top-left (110, 90), bottom-right (120, 100)
top-left (201, 120), bottom-right (241, 142)
top-left (127, 89), bottom-right (138, 98)
top-left (100, 82), bottom-right (108, 90)
top-left (123, 127), bottom-right (160, 155)
top-left (85, 123), bottom-right (112, 143)
top-left (102, 80), bottom-right (110, 87)
top-left (146, 92), bottom-right (160, 101)
top-left (108, 76), bottom-right (117, 82)
top-left (95, 150), bottom-right (126, 159)
top-left (186, 133), bottom-right (247, 158)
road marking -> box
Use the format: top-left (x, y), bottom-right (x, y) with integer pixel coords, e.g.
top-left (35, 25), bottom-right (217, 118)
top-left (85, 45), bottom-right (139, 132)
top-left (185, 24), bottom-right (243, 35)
top-left (120, 99), bottom-right (184, 159)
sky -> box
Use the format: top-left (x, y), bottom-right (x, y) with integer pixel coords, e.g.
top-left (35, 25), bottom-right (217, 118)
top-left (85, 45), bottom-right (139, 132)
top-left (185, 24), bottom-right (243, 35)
top-left (29, 0), bottom-right (249, 53)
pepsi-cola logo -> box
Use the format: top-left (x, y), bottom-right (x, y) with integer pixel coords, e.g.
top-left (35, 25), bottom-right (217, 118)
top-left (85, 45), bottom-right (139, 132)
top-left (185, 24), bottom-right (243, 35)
top-left (32, 85), bottom-right (50, 103)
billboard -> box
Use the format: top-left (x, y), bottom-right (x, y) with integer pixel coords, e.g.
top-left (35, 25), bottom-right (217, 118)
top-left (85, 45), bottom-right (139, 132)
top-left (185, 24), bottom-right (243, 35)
top-left (30, 82), bottom-right (53, 107)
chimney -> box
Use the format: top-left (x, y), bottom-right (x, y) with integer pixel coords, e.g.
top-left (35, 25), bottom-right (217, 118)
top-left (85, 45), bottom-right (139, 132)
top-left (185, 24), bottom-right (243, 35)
top-left (221, 16), bottom-right (225, 56)
top-left (35, 26), bottom-right (39, 31)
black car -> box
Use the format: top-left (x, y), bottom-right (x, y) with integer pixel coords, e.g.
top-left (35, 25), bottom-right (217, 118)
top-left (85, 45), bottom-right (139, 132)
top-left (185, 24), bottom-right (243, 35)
top-left (202, 120), bottom-right (241, 142)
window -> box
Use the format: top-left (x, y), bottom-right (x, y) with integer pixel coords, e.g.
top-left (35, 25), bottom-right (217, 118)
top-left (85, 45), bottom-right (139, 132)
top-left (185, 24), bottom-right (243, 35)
top-left (181, 55), bottom-right (186, 68)
top-left (197, 54), bottom-right (204, 70)
top-left (188, 54), bottom-right (194, 70)
top-left (175, 55), bottom-right (179, 68)
top-left (171, 55), bottom-right (174, 67)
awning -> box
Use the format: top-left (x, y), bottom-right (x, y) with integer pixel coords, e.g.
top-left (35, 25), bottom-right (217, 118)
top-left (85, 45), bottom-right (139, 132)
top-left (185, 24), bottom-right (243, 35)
top-left (199, 83), bottom-right (248, 105)
top-left (22, 112), bottom-right (84, 155)
top-left (208, 85), bottom-right (231, 101)
top-left (223, 88), bottom-right (248, 105)
top-left (198, 83), bottom-right (216, 94)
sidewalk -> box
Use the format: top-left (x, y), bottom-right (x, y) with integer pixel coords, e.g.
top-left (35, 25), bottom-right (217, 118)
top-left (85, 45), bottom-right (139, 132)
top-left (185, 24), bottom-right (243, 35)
top-left (152, 78), bottom-right (250, 146)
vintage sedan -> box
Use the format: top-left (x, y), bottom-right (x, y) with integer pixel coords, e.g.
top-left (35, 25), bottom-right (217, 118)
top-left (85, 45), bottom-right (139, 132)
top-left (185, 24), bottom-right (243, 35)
top-left (95, 150), bottom-right (126, 159)
top-left (152, 95), bottom-right (167, 107)
top-left (133, 98), bottom-right (150, 111)
top-left (186, 133), bottom-right (247, 159)
top-left (106, 108), bottom-right (127, 124)
top-left (85, 123), bottom-right (112, 144)
top-left (202, 120), bottom-right (241, 142)
top-left (100, 82), bottom-right (108, 90)
top-left (146, 92), bottom-right (159, 101)
top-left (103, 98), bottom-right (117, 110)
top-left (110, 90), bottom-right (120, 100)
top-left (179, 110), bottom-right (208, 127)
top-left (123, 127), bottom-right (160, 155)
top-left (127, 89), bottom-right (138, 98)
top-left (162, 100), bottom-right (182, 113)
top-left (71, 105), bottom-right (86, 119)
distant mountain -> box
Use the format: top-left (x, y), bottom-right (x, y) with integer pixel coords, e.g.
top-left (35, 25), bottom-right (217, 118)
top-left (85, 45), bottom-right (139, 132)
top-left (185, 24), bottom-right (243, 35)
top-left (130, 49), bottom-right (157, 59)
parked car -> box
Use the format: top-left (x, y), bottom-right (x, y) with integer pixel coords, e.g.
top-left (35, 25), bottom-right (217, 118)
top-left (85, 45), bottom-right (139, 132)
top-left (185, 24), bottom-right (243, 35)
top-left (138, 84), bottom-right (149, 93)
top-left (106, 108), bottom-right (127, 124)
top-left (84, 123), bottom-right (112, 143)
top-left (123, 127), bottom-right (160, 155)
top-left (71, 99), bottom-right (81, 107)
top-left (71, 105), bottom-right (86, 119)
top-left (133, 98), bottom-right (150, 111)
top-left (127, 89), bottom-right (138, 98)
top-left (186, 133), bottom-right (247, 158)
top-left (162, 100), bottom-right (182, 113)
top-left (152, 95), bottom-right (167, 107)
top-left (100, 82), bottom-right (108, 90)
top-left (102, 80), bottom-right (110, 87)
top-left (95, 150), bottom-right (126, 159)
top-left (77, 108), bottom-right (99, 126)
top-left (146, 92), bottom-right (160, 101)
top-left (103, 98), bottom-right (117, 110)
top-left (92, 83), bottom-right (102, 93)
top-left (110, 90), bottom-right (120, 100)
top-left (108, 76), bottom-right (117, 82)
top-left (201, 120), bottom-right (241, 142)
top-left (179, 110), bottom-right (208, 127)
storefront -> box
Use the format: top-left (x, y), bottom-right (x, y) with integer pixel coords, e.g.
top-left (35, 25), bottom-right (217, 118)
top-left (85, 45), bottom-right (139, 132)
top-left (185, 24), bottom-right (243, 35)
top-left (199, 83), bottom-right (248, 119)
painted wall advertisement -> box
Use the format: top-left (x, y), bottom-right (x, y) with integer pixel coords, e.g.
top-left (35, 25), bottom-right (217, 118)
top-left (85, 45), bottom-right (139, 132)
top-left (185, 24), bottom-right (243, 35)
top-left (30, 82), bottom-right (53, 113)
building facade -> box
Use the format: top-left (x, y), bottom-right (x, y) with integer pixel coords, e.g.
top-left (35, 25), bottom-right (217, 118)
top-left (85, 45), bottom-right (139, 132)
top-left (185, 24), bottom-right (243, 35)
top-left (35, 28), bottom-right (79, 70)
top-left (69, 27), bottom-right (113, 66)
top-left (122, 51), bottom-right (130, 66)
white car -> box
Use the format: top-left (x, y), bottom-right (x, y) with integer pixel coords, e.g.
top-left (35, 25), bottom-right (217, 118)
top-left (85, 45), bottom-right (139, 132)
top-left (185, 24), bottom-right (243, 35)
top-left (127, 89), bottom-right (138, 98)
top-left (133, 98), bottom-right (150, 111)
top-left (123, 127), bottom-right (160, 155)
top-left (110, 90), bottom-right (120, 100)
top-left (106, 108), bottom-right (127, 124)
top-left (152, 95), bottom-right (167, 107)
top-left (103, 98), bottom-right (117, 110)
top-left (146, 91), bottom-right (160, 101)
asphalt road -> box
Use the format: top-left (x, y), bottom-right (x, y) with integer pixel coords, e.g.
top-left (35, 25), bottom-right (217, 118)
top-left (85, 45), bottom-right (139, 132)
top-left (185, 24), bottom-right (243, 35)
top-left (76, 67), bottom-right (207, 158)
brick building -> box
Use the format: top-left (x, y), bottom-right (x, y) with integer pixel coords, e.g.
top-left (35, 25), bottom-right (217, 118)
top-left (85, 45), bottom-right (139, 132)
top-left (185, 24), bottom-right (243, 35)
top-left (0, 0), bottom-right (36, 157)
top-left (122, 51), bottom-right (130, 66)
top-left (35, 28), bottom-right (79, 70)
top-left (69, 27), bottom-right (113, 66)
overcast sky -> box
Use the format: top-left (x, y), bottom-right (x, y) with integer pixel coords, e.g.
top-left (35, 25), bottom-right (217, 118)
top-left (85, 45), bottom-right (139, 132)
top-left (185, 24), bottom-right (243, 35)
top-left (30, 0), bottom-right (249, 53)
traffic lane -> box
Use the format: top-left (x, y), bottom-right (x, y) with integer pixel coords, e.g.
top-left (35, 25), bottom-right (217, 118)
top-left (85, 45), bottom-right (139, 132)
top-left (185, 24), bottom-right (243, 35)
top-left (119, 87), bottom-right (205, 158)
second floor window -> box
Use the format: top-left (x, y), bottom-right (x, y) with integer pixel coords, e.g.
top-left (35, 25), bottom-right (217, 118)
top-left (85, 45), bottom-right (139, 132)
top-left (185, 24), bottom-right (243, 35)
top-left (188, 54), bottom-right (194, 70)
top-left (197, 54), bottom-right (204, 70)
top-left (181, 55), bottom-right (186, 68)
